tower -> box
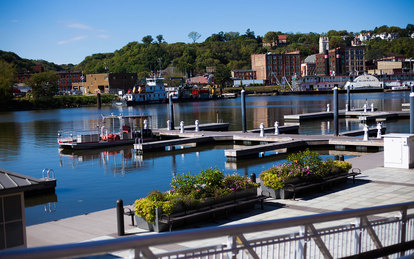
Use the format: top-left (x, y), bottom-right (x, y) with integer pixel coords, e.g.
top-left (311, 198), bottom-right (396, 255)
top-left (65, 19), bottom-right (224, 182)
top-left (319, 36), bottom-right (329, 54)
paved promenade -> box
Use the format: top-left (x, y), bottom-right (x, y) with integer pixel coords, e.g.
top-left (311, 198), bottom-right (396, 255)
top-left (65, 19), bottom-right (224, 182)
top-left (26, 151), bottom-right (414, 256)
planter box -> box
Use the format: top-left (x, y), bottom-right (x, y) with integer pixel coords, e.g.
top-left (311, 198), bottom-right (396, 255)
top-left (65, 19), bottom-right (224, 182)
top-left (260, 173), bottom-right (349, 199)
top-left (135, 187), bottom-right (259, 232)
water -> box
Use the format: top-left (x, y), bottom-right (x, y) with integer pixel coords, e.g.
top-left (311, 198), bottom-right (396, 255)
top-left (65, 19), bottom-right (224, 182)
top-left (0, 92), bottom-right (410, 225)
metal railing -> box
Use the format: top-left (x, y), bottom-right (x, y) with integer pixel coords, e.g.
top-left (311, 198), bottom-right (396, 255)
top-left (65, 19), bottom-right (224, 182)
top-left (2, 201), bottom-right (414, 259)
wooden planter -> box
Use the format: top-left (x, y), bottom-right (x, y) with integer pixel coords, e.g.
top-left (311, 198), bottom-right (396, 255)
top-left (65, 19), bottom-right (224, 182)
top-left (135, 188), bottom-right (259, 232)
top-left (261, 173), bottom-right (349, 199)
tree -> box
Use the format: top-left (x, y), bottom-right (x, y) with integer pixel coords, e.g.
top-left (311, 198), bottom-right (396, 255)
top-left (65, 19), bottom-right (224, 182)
top-left (156, 34), bottom-right (164, 44)
top-left (263, 31), bottom-right (279, 46)
top-left (244, 28), bottom-right (255, 39)
top-left (214, 64), bottom-right (231, 93)
top-left (29, 71), bottom-right (59, 99)
top-left (0, 60), bottom-right (15, 106)
top-left (142, 35), bottom-right (153, 45)
top-left (188, 31), bottom-right (201, 43)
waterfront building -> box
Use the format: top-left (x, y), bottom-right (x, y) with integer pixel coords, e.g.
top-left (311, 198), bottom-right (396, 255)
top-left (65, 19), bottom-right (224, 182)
top-left (315, 46), bottom-right (366, 76)
top-left (72, 73), bottom-right (137, 94)
top-left (251, 51), bottom-right (301, 85)
top-left (301, 54), bottom-right (317, 76)
top-left (231, 70), bottom-right (256, 80)
top-left (186, 74), bottom-right (213, 85)
top-left (57, 71), bottom-right (82, 92)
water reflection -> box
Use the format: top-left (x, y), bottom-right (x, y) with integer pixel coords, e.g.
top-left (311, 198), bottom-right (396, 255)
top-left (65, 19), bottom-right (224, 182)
top-left (0, 122), bottom-right (21, 161)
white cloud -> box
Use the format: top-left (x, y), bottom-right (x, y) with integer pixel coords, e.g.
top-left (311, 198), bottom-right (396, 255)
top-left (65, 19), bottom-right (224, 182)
top-left (57, 35), bottom-right (87, 45)
top-left (67, 23), bottom-right (93, 30)
top-left (97, 34), bottom-right (110, 39)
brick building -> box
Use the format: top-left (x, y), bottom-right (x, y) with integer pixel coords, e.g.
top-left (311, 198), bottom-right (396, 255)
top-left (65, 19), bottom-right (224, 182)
top-left (72, 73), bottom-right (138, 94)
top-left (251, 51), bottom-right (301, 85)
top-left (231, 70), bottom-right (256, 80)
top-left (315, 46), bottom-right (365, 76)
top-left (57, 71), bottom-right (82, 92)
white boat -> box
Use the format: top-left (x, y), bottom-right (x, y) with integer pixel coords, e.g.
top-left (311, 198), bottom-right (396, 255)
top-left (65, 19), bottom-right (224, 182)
top-left (123, 77), bottom-right (167, 106)
top-left (58, 114), bottom-right (155, 150)
top-left (344, 75), bottom-right (383, 90)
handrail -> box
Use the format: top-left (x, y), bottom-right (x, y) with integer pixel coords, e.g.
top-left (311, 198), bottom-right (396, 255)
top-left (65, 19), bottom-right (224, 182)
top-left (2, 201), bottom-right (414, 259)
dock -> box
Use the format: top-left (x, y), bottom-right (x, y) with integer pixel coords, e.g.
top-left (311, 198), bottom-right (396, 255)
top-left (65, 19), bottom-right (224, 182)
top-left (163, 122), bottom-right (230, 132)
top-left (134, 136), bottom-right (217, 153)
top-left (249, 125), bottom-right (299, 134)
top-left (339, 126), bottom-right (386, 136)
top-left (0, 168), bottom-right (56, 196)
top-left (284, 110), bottom-right (409, 122)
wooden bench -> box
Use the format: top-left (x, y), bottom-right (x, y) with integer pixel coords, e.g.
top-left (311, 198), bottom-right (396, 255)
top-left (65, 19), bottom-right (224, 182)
top-left (158, 195), bottom-right (267, 232)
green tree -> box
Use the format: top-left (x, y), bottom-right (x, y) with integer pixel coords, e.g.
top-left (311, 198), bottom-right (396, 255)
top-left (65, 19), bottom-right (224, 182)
top-left (142, 35), bottom-right (153, 45)
top-left (263, 31), bottom-right (279, 46)
top-left (29, 71), bottom-right (59, 99)
top-left (214, 64), bottom-right (231, 93)
top-left (188, 31), bottom-right (201, 43)
top-left (0, 60), bottom-right (15, 106)
top-left (156, 34), bottom-right (164, 44)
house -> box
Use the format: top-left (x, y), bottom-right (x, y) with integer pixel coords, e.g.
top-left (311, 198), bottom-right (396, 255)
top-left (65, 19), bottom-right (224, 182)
top-left (262, 35), bottom-right (288, 47)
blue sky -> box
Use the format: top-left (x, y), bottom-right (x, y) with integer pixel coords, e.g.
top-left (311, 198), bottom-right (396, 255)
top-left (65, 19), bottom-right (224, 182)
top-left (0, 0), bottom-right (413, 65)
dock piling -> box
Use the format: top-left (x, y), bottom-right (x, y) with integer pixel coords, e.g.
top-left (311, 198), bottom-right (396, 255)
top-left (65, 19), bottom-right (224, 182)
top-left (326, 103), bottom-right (330, 112)
top-left (363, 104), bottom-right (367, 113)
top-left (180, 121), bottom-right (185, 133)
top-left (195, 120), bottom-right (200, 132)
top-left (363, 124), bottom-right (369, 141)
top-left (346, 87), bottom-right (350, 111)
top-left (371, 103), bottom-right (374, 112)
top-left (410, 92), bottom-right (414, 134)
top-left (377, 123), bottom-right (382, 139)
top-left (241, 90), bottom-right (247, 133)
top-left (169, 93), bottom-right (175, 130)
top-left (97, 93), bottom-right (102, 108)
top-left (333, 87), bottom-right (338, 136)
top-left (116, 200), bottom-right (124, 236)
top-left (274, 121), bottom-right (279, 135)
top-left (260, 123), bottom-right (265, 137)
top-left (167, 120), bottom-right (171, 130)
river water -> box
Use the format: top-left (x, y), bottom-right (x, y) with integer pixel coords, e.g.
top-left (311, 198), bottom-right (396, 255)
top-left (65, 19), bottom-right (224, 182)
top-left (0, 92), bottom-right (410, 225)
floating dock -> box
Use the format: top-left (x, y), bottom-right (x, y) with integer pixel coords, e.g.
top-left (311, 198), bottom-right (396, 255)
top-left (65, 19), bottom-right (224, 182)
top-left (284, 110), bottom-right (409, 122)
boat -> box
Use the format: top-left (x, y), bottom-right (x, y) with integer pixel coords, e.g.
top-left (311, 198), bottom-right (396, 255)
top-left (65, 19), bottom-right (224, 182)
top-left (344, 75), bottom-right (383, 90)
top-left (123, 77), bottom-right (167, 106)
top-left (58, 114), bottom-right (155, 150)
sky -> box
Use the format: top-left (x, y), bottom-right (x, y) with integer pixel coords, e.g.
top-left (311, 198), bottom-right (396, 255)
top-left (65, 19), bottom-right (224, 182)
top-left (0, 0), bottom-right (413, 65)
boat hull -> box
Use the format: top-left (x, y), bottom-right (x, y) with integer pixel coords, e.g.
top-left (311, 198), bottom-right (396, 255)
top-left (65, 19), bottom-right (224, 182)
top-left (58, 138), bottom-right (156, 150)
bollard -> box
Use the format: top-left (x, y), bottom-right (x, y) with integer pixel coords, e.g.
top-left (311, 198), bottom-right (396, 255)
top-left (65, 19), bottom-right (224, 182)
top-left (326, 103), bottom-right (330, 112)
top-left (250, 173), bottom-right (257, 184)
top-left (363, 104), bottom-right (367, 113)
top-left (195, 120), bottom-right (200, 132)
top-left (241, 90), bottom-right (247, 133)
top-left (180, 121), bottom-right (184, 133)
top-left (169, 93), bottom-right (175, 130)
top-left (143, 119), bottom-right (148, 130)
top-left (363, 124), bottom-right (369, 141)
top-left (339, 155), bottom-right (344, 161)
top-left (377, 122), bottom-right (382, 139)
top-left (370, 103), bottom-right (374, 112)
top-left (216, 111), bottom-right (219, 123)
top-left (346, 87), bottom-right (351, 111)
top-left (97, 92), bottom-right (102, 108)
top-left (260, 123), bottom-right (265, 137)
top-left (274, 121), bottom-right (279, 135)
top-left (116, 200), bottom-right (125, 236)
top-left (345, 103), bottom-right (349, 112)
top-left (334, 155), bottom-right (339, 161)
top-left (333, 87), bottom-right (338, 136)
top-left (167, 120), bottom-right (171, 130)
top-left (410, 92), bottom-right (414, 134)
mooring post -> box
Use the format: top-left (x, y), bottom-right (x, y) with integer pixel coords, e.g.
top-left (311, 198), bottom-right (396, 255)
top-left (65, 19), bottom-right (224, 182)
top-left (241, 90), bottom-right (247, 133)
top-left (326, 103), bottom-right (330, 112)
top-left (216, 111), bottom-right (219, 123)
top-left (363, 124), bottom-right (369, 141)
top-left (180, 121), bottom-right (184, 133)
top-left (116, 199), bottom-right (124, 236)
top-left (410, 92), bottom-right (414, 134)
top-left (377, 122), bottom-right (382, 139)
top-left (333, 87), bottom-right (339, 136)
top-left (195, 120), bottom-right (200, 132)
top-left (167, 120), bottom-right (171, 130)
top-left (97, 92), bottom-right (102, 108)
top-left (260, 123), bottom-right (265, 137)
top-left (346, 87), bottom-right (351, 111)
top-left (371, 103), bottom-right (374, 112)
top-left (143, 119), bottom-right (148, 130)
top-left (169, 93), bottom-right (175, 130)
top-left (274, 121), bottom-right (279, 135)
top-left (363, 103), bottom-right (367, 113)
top-left (250, 173), bottom-right (256, 183)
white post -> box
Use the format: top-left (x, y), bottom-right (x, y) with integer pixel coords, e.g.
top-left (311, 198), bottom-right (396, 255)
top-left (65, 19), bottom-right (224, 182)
top-left (260, 123), bottom-right (265, 137)
top-left (363, 124), bottom-right (369, 141)
top-left (345, 103), bottom-right (349, 112)
top-left (167, 120), bottom-right (171, 130)
top-left (180, 121), bottom-right (184, 133)
top-left (143, 119), bottom-right (148, 130)
top-left (363, 103), bottom-right (367, 113)
top-left (195, 120), bottom-right (200, 132)
top-left (274, 121), bottom-right (279, 135)
top-left (326, 103), bottom-right (330, 112)
top-left (377, 122), bottom-right (382, 139)
top-left (371, 103), bottom-right (374, 112)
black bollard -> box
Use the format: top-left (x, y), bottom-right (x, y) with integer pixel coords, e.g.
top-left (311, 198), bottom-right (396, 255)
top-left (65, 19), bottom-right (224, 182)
top-left (97, 92), bottom-right (102, 108)
top-left (334, 155), bottom-right (339, 161)
top-left (333, 87), bottom-right (339, 136)
top-left (116, 199), bottom-right (125, 236)
top-left (241, 90), bottom-right (246, 133)
top-left (250, 173), bottom-right (256, 183)
top-left (411, 83), bottom-right (414, 93)
top-left (411, 92), bottom-right (414, 134)
top-left (346, 87), bottom-right (350, 111)
top-left (169, 93), bottom-right (175, 130)
top-left (339, 155), bottom-right (344, 161)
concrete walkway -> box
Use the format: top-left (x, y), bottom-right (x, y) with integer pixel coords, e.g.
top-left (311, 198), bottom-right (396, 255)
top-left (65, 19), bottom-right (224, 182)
top-left (26, 151), bottom-right (414, 255)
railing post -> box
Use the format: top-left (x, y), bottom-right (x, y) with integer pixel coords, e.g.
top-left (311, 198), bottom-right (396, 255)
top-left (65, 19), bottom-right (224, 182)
top-left (298, 225), bottom-right (307, 259)
top-left (326, 103), bottom-right (330, 112)
top-left (363, 124), bottom-right (369, 141)
top-left (227, 235), bottom-right (237, 259)
top-left (180, 121), bottom-right (184, 133)
top-left (400, 208), bottom-right (407, 257)
top-left (377, 122), bottom-right (382, 139)
top-left (370, 103), bottom-right (374, 112)
top-left (116, 200), bottom-right (125, 236)
top-left (353, 218), bottom-right (362, 255)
